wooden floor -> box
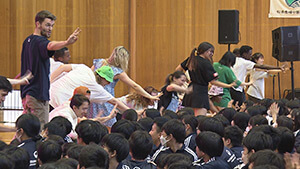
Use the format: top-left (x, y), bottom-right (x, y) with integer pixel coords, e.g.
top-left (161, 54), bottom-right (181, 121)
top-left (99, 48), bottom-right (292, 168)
top-left (0, 132), bottom-right (15, 144)
top-left (0, 108), bottom-right (22, 144)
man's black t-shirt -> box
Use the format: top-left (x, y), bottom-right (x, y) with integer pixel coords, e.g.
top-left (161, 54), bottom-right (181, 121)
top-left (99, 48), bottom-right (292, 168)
top-left (21, 34), bottom-right (54, 101)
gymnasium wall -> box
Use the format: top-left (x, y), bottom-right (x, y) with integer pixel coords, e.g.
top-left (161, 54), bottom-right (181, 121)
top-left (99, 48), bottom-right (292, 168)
top-left (1, 0), bottom-right (299, 99)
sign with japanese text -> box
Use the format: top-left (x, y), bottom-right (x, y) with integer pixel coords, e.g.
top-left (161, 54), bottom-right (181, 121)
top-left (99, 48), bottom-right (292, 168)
top-left (269, 0), bottom-right (300, 18)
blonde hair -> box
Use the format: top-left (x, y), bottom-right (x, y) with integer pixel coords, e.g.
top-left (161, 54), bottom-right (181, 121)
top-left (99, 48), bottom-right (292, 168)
top-left (94, 72), bottom-right (102, 85)
top-left (126, 86), bottom-right (158, 108)
top-left (109, 46), bottom-right (130, 71)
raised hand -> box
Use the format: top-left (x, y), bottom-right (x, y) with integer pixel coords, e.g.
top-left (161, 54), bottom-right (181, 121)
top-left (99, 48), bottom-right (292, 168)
top-left (269, 102), bottom-right (279, 117)
top-left (280, 62), bottom-right (289, 72)
top-left (66, 27), bottom-right (81, 45)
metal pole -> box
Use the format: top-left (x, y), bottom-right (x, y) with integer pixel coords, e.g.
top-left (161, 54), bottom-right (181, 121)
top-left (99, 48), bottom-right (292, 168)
top-left (291, 61), bottom-right (295, 100)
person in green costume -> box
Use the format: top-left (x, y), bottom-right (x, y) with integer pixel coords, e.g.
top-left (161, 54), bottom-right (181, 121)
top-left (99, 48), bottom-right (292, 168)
top-left (213, 51), bottom-right (253, 108)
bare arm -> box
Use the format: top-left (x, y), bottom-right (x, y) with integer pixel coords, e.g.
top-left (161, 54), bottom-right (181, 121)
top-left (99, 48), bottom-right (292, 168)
top-left (107, 98), bottom-right (129, 113)
top-left (254, 64), bottom-right (281, 70)
top-left (209, 99), bottom-right (219, 113)
top-left (7, 71), bottom-right (33, 85)
top-left (47, 28), bottom-right (81, 51)
top-left (240, 78), bottom-right (254, 86)
top-left (93, 104), bottom-right (117, 123)
top-left (268, 69), bottom-right (282, 74)
top-left (116, 72), bottom-right (159, 100)
top-left (8, 78), bottom-right (28, 85)
top-left (50, 64), bottom-right (73, 83)
top-left (175, 64), bottom-right (185, 72)
top-left (166, 84), bottom-right (192, 94)
top-left (210, 79), bottom-right (235, 88)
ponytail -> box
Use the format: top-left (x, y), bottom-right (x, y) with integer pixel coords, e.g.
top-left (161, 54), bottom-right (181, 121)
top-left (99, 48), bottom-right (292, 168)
top-left (186, 48), bottom-right (198, 71)
top-left (165, 74), bottom-right (173, 85)
top-left (186, 42), bottom-right (214, 70)
top-left (165, 71), bottom-right (186, 85)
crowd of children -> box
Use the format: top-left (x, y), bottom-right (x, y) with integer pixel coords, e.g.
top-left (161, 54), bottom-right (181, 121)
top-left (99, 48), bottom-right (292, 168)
top-left (0, 10), bottom-right (299, 169)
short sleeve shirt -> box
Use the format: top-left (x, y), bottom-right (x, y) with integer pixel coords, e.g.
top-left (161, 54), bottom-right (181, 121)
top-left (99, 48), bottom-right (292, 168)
top-left (231, 57), bottom-right (255, 92)
top-left (180, 56), bottom-right (218, 85)
top-left (49, 64), bottom-right (113, 108)
top-left (21, 34), bottom-right (54, 100)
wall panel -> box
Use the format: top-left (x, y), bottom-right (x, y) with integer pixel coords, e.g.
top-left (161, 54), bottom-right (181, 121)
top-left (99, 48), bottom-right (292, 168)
top-left (1, 0), bottom-right (300, 100)
top-left (0, 0), bottom-right (129, 97)
top-left (135, 0), bottom-right (300, 99)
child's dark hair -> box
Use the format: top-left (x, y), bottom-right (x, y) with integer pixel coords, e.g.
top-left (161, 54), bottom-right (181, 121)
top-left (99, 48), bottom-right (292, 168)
top-left (186, 42), bottom-right (214, 70)
top-left (4, 146), bottom-right (30, 169)
top-left (122, 109), bottom-right (138, 121)
top-left (101, 133), bottom-right (129, 163)
top-left (165, 71), bottom-right (185, 85)
top-left (219, 108), bottom-right (237, 123)
top-left (243, 131), bottom-right (273, 152)
top-left (182, 115), bottom-right (198, 133)
top-left (75, 120), bottom-right (108, 144)
top-left (250, 125), bottom-right (280, 151)
top-left (129, 130), bottom-right (153, 160)
top-left (248, 149), bottom-right (285, 169)
top-left (0, 76), bottom-right (12, 92)
top-left (232, 112), bottom-right (251, 131)
top-left (277, 126), bottom-right (295, 154)
top-left (249, 115), bottom-right (268, 127)
top-left (198, 117), bottom-right (224, 137)
top-left (224, 126), bottom-right (243, 147)
top-left (277, 115), bottom-right (293, 131)
top-left (219, 51), bottom-right (236, 67)
top-left (111, 119), bottom-right (137, 140)
top-left (67, 144), bottom-right (84, 161)
top-left (239, 45), bottom-right (253, 56)
top-left (16, 114), bottom-right (41, 141)
top-left (162, 119), bottom-right (186, 143)
top-left (50, 116), bottom-right (73, 137)
top-left (196, 131), bottom-right (224, 158)
top-left (251, 53), bottom-right (264, 63)
top-left (38, 140), bottom-right (62, 164)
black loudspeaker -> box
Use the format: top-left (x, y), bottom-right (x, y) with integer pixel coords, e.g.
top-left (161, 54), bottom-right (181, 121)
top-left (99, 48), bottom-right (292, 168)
top-left (218, 10), bottom-right (239, 44)
top-left (272, 26), bottom-right (300, 62)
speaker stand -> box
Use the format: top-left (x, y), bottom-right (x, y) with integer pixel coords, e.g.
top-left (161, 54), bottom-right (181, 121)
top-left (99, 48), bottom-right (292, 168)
top-left (272, 74), bottom-right (276, 99)
top-left (276, 60), bottom-right (281, 99)
top-left (277, 73), bottom-right (281, 99)
top-left (228, 44), bottom-right (231, 51)
top-left (291, 61), bottom-right (295, 100)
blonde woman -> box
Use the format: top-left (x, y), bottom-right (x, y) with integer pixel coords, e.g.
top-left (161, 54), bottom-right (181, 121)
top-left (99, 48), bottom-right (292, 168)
top-left (90, 46), bottom-right (160, 126)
